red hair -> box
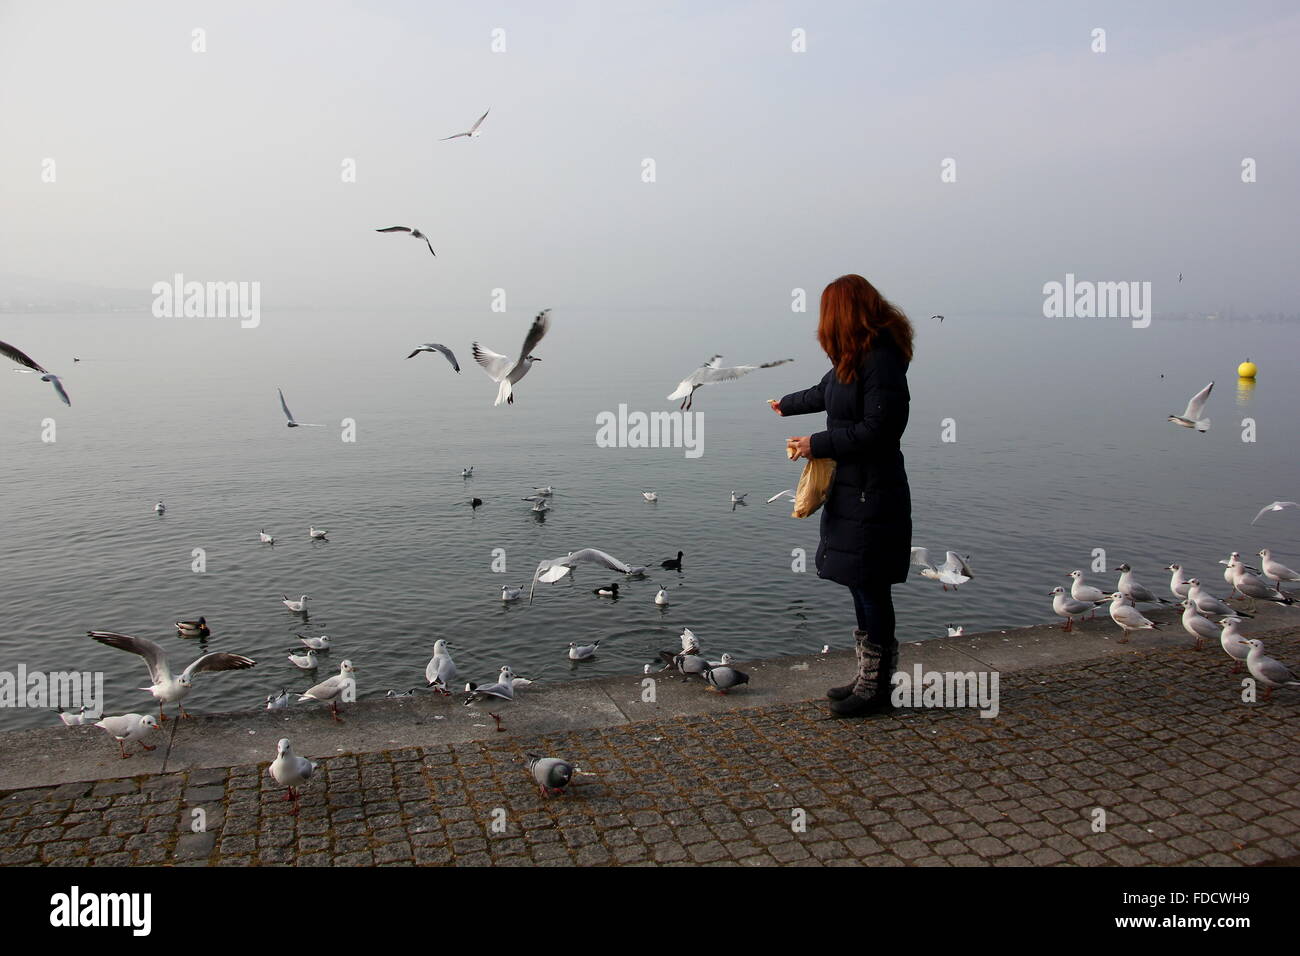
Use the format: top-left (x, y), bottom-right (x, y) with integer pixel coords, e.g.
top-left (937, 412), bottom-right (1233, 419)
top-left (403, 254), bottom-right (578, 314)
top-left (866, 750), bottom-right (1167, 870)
top-left (817, 274), bottom-right (914, 383)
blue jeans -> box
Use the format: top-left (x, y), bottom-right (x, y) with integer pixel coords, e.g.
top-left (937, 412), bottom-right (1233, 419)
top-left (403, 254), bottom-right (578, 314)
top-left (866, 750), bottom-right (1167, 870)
top-left (848, 584), bottom-right (897, 650)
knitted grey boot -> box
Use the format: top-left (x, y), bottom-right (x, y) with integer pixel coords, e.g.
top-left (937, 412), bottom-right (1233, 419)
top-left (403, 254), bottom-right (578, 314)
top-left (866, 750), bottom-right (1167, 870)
top-left (826, 629), bottom-right (868, 701)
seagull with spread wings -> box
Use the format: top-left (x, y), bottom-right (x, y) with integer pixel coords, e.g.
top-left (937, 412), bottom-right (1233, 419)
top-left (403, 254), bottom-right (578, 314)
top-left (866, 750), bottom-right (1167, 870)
top-left (441, 108), bottom-right (490, 140)
top-left (278, 388), bottom-right (323, 428)
top-left (473, 309), bottom-right (551, 406)
top-left (375, 225), bottom-right (436, 257)
top-left (1168, 381), bottom-right (1213, 432)
top-left (88, 630), bottom-right (256, 721)
top-left (405, 342), bottom-right (460, 371)
top-left (1, 339), bottom-right (71, 405)
top-left (529, 547), bottom-right (639, 604)
top-left (667, 355), bottom-right (793, 410)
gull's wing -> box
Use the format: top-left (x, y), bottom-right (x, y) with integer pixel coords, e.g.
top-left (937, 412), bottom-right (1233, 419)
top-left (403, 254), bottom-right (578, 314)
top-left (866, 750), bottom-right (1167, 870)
top-left (1253, 502), bottom-right (1299, 524)
top-left (767, 489), bottom-right (795, 503)
top-left (181, 652), bottom-right (257, 682)
top-left (421, 234), bottom-right (436, 257)
top-left (277, 388), bottom-right (294, 422)
top-left (704, 354), bottom-right (723, 368)
top-left (88, 631), bottom-right (171, 685)
top-left (1256, 655), bottom-right (1298, 685)
top-left (0, 339), bottom-right (48, 373)
top-left (469, 108), bottom-right (490, 133)
top-left (43, 374), bottom-right (71, 406)
top-left (692, 359), bottom-right (792, 386)
top-left (943, 552), bottom-right (974, 578)
top-left (301, 673), bottom-right (344, 699)
top-left (1182, 381), bottom-right (1213, 420)
top-left (410, 343), bottom-right (459, 371)
top-left (910, 547), bottom-right (933, 569)
top-left (375, 226), bottom-right (413, 234)
top-left (472, 343), bottom-right (512, 381)
top-left (1112, 604), bottom-right (1151, 627)
top-left (515, 309), bottom-right (552, 364)
top-left (566, 548), bottom-right (634, 574)
top-left (440, 131), bottom-right (470, 140)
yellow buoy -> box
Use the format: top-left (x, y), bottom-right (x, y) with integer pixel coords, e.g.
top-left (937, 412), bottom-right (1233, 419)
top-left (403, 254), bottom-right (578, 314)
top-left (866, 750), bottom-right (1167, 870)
top-left (1237, 359), bottom-right (1257, 379)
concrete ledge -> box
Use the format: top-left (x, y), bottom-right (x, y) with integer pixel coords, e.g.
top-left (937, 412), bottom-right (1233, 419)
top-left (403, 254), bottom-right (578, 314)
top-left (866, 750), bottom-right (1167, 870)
top-left (2, 602), bottom-right (1295, 791)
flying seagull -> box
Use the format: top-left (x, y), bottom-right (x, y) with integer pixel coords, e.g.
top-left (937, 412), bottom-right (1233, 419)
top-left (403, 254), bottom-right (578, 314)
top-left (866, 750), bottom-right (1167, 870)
top-left (441, 108), bottom-right (490, 140)
top-left (930, 314), bottom-right (944, 322)
top-left (406, 343), bottom-right (460, 371)
top-left (667, 355), bottom-right (794, 410)
top-left (278, 388), bottom-right (323, 428)
top-left (473, 308), bottom-right (551, 406)
top-left (529, 547), bottom-right (637, 604)
top-left (375, 225), bottom-right (435, 257)
top-left (88, 630), bottom-right (256, 720)
top-left (0, 339), bottom-right (70, 405)
top-left (1252, 501), bottom-right (1299, 525)
top-left (1168, 381), bottom-right (1212, 432)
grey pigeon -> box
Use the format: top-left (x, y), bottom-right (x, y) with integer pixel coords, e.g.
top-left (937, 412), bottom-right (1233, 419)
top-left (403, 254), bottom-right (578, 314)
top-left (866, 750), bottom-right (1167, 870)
top-left (526, 753), bottom-right (575, 796)
top-left (702, 662), bottom-right (750, 694)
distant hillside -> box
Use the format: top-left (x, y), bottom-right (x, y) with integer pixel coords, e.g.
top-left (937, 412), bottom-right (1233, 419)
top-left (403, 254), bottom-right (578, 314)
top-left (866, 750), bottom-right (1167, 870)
top-left (0, 274), bottom-right (151, 314)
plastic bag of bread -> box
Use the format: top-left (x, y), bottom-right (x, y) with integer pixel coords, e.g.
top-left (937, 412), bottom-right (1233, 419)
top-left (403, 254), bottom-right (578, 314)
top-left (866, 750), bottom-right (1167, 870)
top-left (787, 441), bottom-right (836, 518)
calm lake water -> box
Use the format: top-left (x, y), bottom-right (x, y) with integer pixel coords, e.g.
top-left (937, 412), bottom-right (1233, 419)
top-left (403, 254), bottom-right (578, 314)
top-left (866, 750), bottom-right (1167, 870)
top-left (1, 308), bottom-right (1297, 730)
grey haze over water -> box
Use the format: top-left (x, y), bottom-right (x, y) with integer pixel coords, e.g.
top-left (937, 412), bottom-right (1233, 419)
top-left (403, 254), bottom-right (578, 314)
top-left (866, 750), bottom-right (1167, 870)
top-left (1, 0), bottom-right (1299, 728)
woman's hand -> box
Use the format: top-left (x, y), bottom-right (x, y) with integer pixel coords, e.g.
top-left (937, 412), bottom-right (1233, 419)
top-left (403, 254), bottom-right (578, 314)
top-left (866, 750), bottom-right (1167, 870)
top-left (788, 435), bottom-right (812, 460)
top-left (767, 399), bottom-right (784, 416)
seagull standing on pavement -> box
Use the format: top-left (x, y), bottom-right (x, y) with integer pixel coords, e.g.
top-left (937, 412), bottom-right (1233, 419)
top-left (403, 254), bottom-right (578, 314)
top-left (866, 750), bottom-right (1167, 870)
top-left (1258, 549), bottom-right (1300, 589)
top-left (1241, 640), bottom-right (1300, 700)
top-left (1107, 593), bottom-right (1163, 643)
top-left (473, 309), bottom-right (550, 406)
top-left (1069, 570), bottom-right (1108, 617)
top-left (1051, 587), bottom-right (1098, 632)
top-left (424, 639), bottom-right (458, 695)
top-left (298, 660), bottom-right (357, 721)
top-left (94, 714), bottom-right (159, 759)
top-left (269, 738), bottom-right (317, 814)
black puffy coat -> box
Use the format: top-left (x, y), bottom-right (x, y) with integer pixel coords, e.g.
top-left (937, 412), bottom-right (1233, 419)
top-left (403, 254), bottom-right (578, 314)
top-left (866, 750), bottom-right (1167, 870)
top-left (778, 342), bottom-right (912, 587)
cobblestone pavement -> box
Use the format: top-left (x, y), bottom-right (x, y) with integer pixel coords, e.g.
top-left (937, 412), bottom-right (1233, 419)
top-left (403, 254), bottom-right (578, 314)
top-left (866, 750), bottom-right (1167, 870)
top-left (2, 636), bottom-right (1297, 866)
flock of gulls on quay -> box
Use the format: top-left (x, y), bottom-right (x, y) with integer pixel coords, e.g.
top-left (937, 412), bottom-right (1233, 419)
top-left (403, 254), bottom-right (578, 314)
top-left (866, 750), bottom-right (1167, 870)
top-left (12, 103), bottom-right (1299, 807)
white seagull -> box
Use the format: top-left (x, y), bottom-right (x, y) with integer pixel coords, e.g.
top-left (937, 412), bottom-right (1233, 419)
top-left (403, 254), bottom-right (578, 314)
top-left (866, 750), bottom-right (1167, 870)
top-left (269, 738), bottom-right (318, 813)
top-left (1251, 501), bottom-right (1299, 525)
top-left (153, 501), bottom-right (166, 514)
top-left (282, 594), bottom-right (309, 613)
top-left (298, 660), bottom-right (357, 721)
top-left (94, 713), bottom-right (159, 759)
top-left (441, 108), bottom-right (490, 140)
top-left (278, 388), bottom-right (323, 428)
top-left (1168, 381), bottom-right (1213, 432)
top-left (1220, 617), bottom-right (1252, 672)
top-left (730, 491), bottom-right (749, 510)
top-left (1164, 564), bottom-right (1192, 601)
top-left (1179, 602), bottom-right (1220, 650)
top-left (299, 634), bottom-right (330, 650)
top-left (309, 526), bottom-right (328, 540)
top-left (1, 339), bottom-right (71, 405)
top-left (912, 548), bottom-right (974, 590)
top-left (473, 308), bottom-right (551, 406)
top-left (568, 641), bottom-right (600, 660)
top-left (1258, 549), bottom-right (1300, 588)
top-left (1051, 587), bottom-right (1096, 632)
top-left (462, 466), bottom-right (474, 478)
top-left (375, 225), bottom-right (435, 257)
top-left (642, 492), bottom-right (658, 502)
top-left (259, 529), bottom-right (275, 545)
top-left (766, 489), bottom-right (796, 504)
top-left (406, 343), bottom-right (459, 371)
top-left (424, 639), bottom-right (458, 695)
top-left (1107, 592), bottom-right (1163, 643)
top-left (88, 631), bottom-right (256, 720)
top-left (1241, 640), bottom-right (1300, 700)
top-left (529, 547), bottom-right (638, 603)
top-left (1114, 564), bottom-right (1171, 605)
top-left (655, 587), bottom-right (670, 606)
top-left (667, 355), bottom-right (794, 410)
top-left (501, 585), bottom-right (524, 602)
top-left (1069, 570), bottom-right (1108, 616)
top-left (464, 666), bottom-right (516, 704)
top-left (288, 649), bottom-right (318, 670)
top-left (265, 689), bottom-right (292, 710)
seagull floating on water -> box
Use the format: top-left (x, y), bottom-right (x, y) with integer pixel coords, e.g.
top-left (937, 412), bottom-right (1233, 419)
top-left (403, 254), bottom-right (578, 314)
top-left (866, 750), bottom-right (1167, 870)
top-left (299, 634), bottom-right (330, 650)
top-left (642, 492), bottom-right (658, 502)
top-left (153, 501), bottom-right (166, 515)
top-left (655, 587), bottom-right (669, 606)
top-left (288, 649), bottom-right (318, 670)
top-left (473, 308), bottom-right (550, 406)
top-left (282, 594), bottom-right (309, 613)
top-left (568, 641), bottom-right (600, 660)
top-left (501, 585), bottom-right (524, 602)
top-left (462, 466), bottom-right (474, 478)
top-left (88, 630), bottom-right (256, 720)
top-left (406, 343), bottom-right (459, 370)
top-left (441, 108), bottom-right (490, 140)
top-left (259, 529), bottom-right (275, 545)
top-left (265, 689), bottom-right (292, 710)
top-left (375, 225), bottom-right (435, 257)
top-left (309, 526), bottom-right (328, 540)
top-left (667, 355), bottom-right (794, 410)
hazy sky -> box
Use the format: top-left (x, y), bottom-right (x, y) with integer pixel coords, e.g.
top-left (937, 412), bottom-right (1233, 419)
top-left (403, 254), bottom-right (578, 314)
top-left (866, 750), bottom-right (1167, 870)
top-left (2, 0), bottom-right (1297, 319)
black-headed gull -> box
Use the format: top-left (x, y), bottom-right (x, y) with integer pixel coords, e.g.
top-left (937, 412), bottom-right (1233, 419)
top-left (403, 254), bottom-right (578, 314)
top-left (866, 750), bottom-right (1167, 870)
top-left (406, 342), bottom-right (459, 370)
top-left (88, 631), bottom-right (256, 720)
top-left (1107, 593), bottom-right (1163, 643)
top-left (1051, 587), bottom-right (1097, 632)
top-left (278, 388), bottom-right (323, 428)
top-left (642, 492), bottom-right (658, 502)
top-left (667, 355), bottom-right (794, 409)
top-left (473, 309), bottom-right (550, 406)
top-left (94, 713), bottom-right (160, 759)
top-left (57, 706), bottom-right (94, 726)
top-left (1168, 381), bottom-right (1212, 432)
top-left (259, 529), bottom-right (275, 545)
top-left (1, 339), bottom-right (71, 405)
top-left (655, 587), bottom-right (669, 606)
top-left (1187, 578), bottom-right (1250, 618)
top-left (1258, 549), bottom-right (1300, 588)
top-left (1164, 564), bottom-right (1192, 600)
top-left (425, 639), bottom-right (458, 694)
top-left (1241, 640), bottom-right (1300, 700)
top-left (299, 634), bottom-right (330, 650)
top-left (298, 660), bottom-right (356, 721)
top-left (288, 649), bottom-right (318, 670)
top-left (1220, 617), bottom-right (1251, 672)
top-left (270, 737), bottom-right (317, 813)
top-left (1069, 570), bottom-right (1108, 613)
top-left (153, 501), bottom-right (166, 514)
top-left (309, 526), bottom-right (328, 540)
top-left (912, 548), bottom-right (974, 589)
top-left (529, 547), bottom-right (637, 603)
top-left (282, 594), bottom-right (309, 613)
top-left (501, 585), bottom-right (524, 602)
top-left (568, 641), bottom-right (600, 660)
top-left (441, 108), bottom-right (490, 140)
top-left (375, 225), bottom-right (435, 257)
top-left (766, 489), bottom-right (795, 504)
top-left (730, 492), bottom-right (749, 510)
top-left (265, 689), bottom-right (292, 710)
top-left (1179, 602), bottom-right (1219, 650)
top-left (1114, 564), bottom-right (1172, 604)
top-left (1252, 501), bottom-right (1299, 525)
